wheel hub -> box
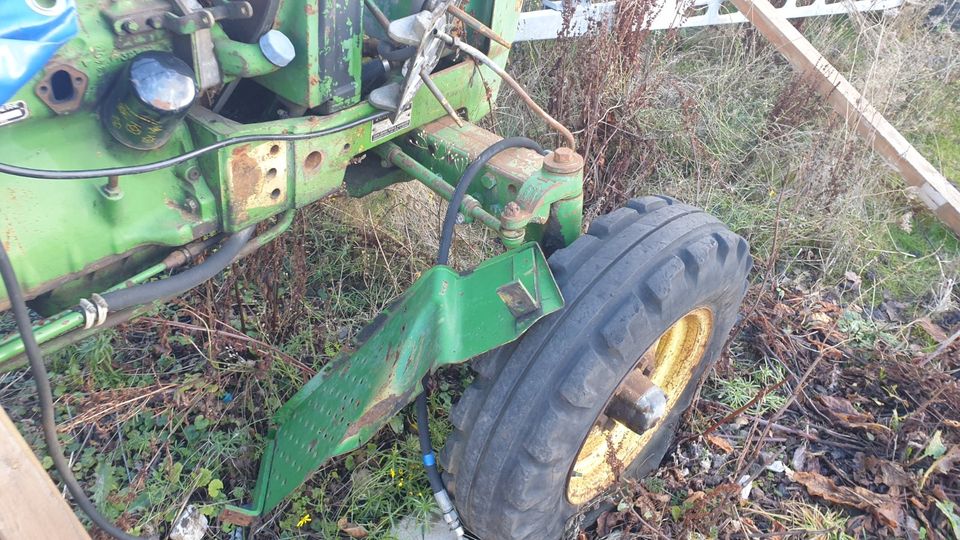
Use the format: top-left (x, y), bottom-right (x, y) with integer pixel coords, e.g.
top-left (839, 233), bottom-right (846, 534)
top-left (566, 307), bottom-right (714, 505)
top-left (605, 369), bottom-right (668, 434)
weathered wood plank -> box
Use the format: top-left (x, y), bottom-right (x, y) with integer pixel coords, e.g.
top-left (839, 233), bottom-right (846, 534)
top-left (0, 406), bottom-right (91, 540)
top-left (730, 0), bottom-right (960, 235)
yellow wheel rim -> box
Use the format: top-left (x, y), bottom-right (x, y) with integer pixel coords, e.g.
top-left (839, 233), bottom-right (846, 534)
top-left (566, 307), bottom-right (714, 505)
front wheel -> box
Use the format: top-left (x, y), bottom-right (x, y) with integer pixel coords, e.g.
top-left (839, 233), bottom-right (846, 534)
top-left (440, 196), bottom-right (752, 540)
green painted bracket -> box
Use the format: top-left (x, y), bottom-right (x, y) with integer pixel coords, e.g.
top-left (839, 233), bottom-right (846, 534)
top-left (221, 242), bottom-right (563, 524)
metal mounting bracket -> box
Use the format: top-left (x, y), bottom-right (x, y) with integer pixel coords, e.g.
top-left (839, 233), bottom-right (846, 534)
top-left (220, 242), bottom-right (564, 524)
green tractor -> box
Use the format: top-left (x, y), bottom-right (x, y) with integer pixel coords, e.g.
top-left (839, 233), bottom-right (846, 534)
top-left (0, 0), bottom-right (750, 538)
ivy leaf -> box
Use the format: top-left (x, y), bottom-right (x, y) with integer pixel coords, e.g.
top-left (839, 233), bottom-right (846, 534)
top-left (93, 460), bottom-right (117, 512)
top-left (923, 431), bottom-right (947, 460)
top-left (935, 500), bottom-right (960, 540)
top-left (207, 479), bottom-right (224, 498)
top-left (194, 467), bottom-right (213, 488)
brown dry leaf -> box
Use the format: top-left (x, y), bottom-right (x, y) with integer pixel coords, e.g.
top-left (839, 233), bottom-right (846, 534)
top-left (807, 311), bottom-right (833, 328)
top-left (818, 395), bottom-right (892, 439)
top-left (337, 517), bottom-right (369, 538)
top-left (864, 456), bottom-right (914, 489)
top-left (916, 318), bottom-right (949, 343)
top-left (595, 510), bottom-right (624, 536)
top-left (706, 433), bottom-right (734, 453)
top-left (792, 471), bottom-right (904, 533)
top-left (921, 444), bottom-right (960, 488)
top-left (773, 302), bottom-right (796, 318)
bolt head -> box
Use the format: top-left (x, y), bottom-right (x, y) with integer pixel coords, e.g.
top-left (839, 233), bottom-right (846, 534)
top-left (553, 147), bottom-right (573, 164)
top-left (455, 213), bottom-right (466, 224)
top-left (259, 30), bottom-right (296, 68)
top-left (121, 19), bottom-right (140, 33)
top-left (543, 147), bottom-right (583, 175)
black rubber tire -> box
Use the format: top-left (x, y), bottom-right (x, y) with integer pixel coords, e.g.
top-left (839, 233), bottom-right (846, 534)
top-left (440, 196), bottom-right (752, 540)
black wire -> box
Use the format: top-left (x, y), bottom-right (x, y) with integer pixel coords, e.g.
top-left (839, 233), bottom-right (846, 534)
top-left (0, 242), bottom-right (144, 540)
top-left (437, 137), bottom-right (547, 265)
top-left (0, 111), bottom-right (389, 180)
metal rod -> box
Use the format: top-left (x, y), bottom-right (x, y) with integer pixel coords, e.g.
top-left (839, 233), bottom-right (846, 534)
top-left (237, 209), bottom-right (296, 259)
top-left (375, 143), bottom-right (502, 232)
top-left (364, 0), bottom-right (393, 32)
top-left (436, 31), bottom-right (576, 150)
top-left (420, 70), bottom-right (465, 127)
top-left (0, 312), bottom-right (85, 369)
top-left (447, 4), bottom-right (512, 49)
top-left (0, 214), bottom-right (296, 371)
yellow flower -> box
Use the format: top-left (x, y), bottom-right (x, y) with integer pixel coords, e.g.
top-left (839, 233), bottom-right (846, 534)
top-left (297, 514), bottom-right (312, 528)
top-left (389, 468), bottom-right (396, 478)
top-left (397, 481), bottom-right (404, 488)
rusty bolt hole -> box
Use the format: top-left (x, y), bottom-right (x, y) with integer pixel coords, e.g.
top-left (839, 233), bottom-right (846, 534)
top-left (269, 144), bottom-right (281, 156)
top-left (266, 167), bottom-right (278, 180)
top-left (270, 188), bottom-right (281, 199)
top-left (304, 151), bottom-right (323, 173)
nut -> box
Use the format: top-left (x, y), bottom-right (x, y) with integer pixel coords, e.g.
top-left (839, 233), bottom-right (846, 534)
top-left (502, 201), bottom-right (521, 219)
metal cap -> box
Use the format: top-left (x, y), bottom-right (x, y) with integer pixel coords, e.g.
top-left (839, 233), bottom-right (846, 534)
top-left (128, 52), bottom-right (197, 112)
top-left (259, 30), bottom-right (296, 68)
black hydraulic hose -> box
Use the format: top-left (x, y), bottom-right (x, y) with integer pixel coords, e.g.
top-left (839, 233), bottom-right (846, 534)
top-left (0, 111), bottom-right (389, 179)
top-left (101, 226), bottom-right (254, 312)
top-left (437, 137), bottom-right (547, 265)
top-left (0, 243), bottom-right (145, 540)
top-left (415, 377), bottom-right (445, 494)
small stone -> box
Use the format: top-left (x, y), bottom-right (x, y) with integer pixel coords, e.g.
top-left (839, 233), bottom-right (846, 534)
top-left (170, 505), bottom-right (207, 540)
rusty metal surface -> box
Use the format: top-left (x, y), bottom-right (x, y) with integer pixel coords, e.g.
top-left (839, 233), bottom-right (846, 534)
top-left (34, 64), bottom-right (88, 115)
top-left (421, 117), bottom-right (544, 183)
top-left (225, 142), bottom-right (289, 223)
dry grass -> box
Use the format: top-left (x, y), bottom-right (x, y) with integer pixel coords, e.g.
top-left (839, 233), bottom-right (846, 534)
top-left (482, 3), bottom-right (960, 311)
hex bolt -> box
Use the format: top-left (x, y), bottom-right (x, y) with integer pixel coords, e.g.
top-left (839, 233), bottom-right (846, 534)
top-left (185, 198), bottom-right (199, 213)
top-left (101, 175), bottom-right (123, 200)
top-left (455, 213), bottom-right (466, 224)
top-left (553, 147), bottom-right (574, 164)
top-left (187, 167), bottom-right (202, 182)
top-left (146, 17), bottom-right (163, 29)
top-left (543, 147), bottom-right (584, 175)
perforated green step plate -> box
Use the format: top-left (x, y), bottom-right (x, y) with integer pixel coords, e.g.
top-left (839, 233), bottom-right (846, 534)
top-left (222, 242), bottom-right (563, 522)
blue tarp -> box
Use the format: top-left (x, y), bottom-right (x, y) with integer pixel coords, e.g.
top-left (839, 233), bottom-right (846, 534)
top-left (0, 1), bottom-right (78, 103)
